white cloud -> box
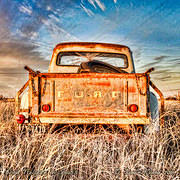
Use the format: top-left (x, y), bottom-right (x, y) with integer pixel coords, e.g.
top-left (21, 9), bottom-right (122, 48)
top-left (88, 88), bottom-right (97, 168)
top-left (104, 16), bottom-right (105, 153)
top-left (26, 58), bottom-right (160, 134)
top-left (80, 3), bottom-right (94, 16)
top-left (87, 0), bottom-right (105, 11)
top-left (46, 5), bottom-right (52, 11)
top-left (48, 14), bottom-right (60, 23)
top-left (87, 0), bottom-right (96, 9)
top-left (19, 5), bottom-right (32, 15)
top-left (95, 0), bottom-right (105, 11)
top-left (42, 19), bottom-right (79, 42)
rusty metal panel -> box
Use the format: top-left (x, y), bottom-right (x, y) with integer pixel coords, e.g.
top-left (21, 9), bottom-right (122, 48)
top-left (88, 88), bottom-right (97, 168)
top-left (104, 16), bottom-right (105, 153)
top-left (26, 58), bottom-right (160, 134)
top-left (39, 73), bottom-right (148, 119)
top-left (138, 76), bottom-right (148, 116)
top-left (127, 75), bottom-right (147, 116)
top-left (54, 42), bottom-right (130, 54)
top-left (40, 78), bottom-right (51, 107)
top-left (54, 77), bottom-right (126, 114)
top-left (39, 116), bottom-right (150, 125)
top-left (31, 76), bottom-right (40, 115)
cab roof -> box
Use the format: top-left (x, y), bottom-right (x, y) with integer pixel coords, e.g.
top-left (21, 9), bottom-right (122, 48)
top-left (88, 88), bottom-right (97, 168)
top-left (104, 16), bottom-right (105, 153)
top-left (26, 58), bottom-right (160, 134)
top-left (54, 42), bottom-right (131, 52)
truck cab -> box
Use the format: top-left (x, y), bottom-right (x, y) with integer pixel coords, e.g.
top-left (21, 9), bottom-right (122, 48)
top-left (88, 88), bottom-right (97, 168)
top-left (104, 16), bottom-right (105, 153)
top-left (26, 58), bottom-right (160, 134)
top-left (48, 42), bottom-right (135, 73)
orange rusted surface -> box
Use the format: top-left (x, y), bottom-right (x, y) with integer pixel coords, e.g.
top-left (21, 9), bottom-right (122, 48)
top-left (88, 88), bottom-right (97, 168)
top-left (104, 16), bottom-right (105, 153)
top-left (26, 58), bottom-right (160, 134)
top-left (37, 113), bottom-right (148, 118)
top-left (41, 73), bottom-right (146, 78)
top-left (54, 42), bottom-right (130, 52)
top-left (0, 98), bottom-right (15, 102)
top-left (34, 73), bottom-right (148, 120)
top-left (35, 116), bottom-right (150, 125)
top-left (82, 81), bottom-right (111, 87)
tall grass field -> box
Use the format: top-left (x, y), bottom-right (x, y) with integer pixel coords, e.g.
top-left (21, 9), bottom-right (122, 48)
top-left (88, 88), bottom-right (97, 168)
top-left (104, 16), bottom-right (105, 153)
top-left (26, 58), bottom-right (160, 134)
top-left (0, 101), bottom-right (179, 179)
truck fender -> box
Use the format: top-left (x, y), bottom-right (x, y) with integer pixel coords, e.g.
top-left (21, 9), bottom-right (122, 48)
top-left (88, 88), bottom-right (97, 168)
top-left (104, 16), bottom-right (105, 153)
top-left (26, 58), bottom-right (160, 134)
top-left (145, 92), bottom-right (160, 133)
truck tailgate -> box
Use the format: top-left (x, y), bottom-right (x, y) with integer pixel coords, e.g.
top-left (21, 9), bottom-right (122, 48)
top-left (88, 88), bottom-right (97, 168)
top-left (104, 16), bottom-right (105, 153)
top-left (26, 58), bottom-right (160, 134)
top-left (32, 73), bottom-right (148, 119)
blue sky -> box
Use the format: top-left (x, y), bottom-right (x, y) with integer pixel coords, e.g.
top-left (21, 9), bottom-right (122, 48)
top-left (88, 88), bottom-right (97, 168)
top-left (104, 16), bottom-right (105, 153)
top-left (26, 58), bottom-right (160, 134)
top-left (0, 0), bottom-right (179, 96)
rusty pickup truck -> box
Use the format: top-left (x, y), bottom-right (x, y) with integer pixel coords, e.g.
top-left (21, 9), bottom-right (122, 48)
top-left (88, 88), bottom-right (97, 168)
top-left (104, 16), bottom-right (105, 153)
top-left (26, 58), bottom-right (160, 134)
top-left (15, 42), bottom-right (164, 133)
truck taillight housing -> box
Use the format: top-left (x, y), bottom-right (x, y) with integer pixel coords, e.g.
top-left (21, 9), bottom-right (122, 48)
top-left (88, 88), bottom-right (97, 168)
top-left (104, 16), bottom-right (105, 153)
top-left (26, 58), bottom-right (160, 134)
top-left (128, 104), bottom-right (138, 112)
top-left (42, 104), bottom-right (51, 112)
top-left (16, 114), bottom-right (25, 124)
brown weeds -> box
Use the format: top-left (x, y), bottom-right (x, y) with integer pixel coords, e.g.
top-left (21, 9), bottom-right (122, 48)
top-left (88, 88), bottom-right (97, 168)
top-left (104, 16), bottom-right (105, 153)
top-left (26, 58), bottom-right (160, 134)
top-left (0, 102), bottom-right (179, 180)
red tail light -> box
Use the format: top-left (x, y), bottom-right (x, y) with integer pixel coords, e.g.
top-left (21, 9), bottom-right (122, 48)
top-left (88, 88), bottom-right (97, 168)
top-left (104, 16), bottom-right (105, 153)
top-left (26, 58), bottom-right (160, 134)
top-left (128, 104), bottom-right (138, 112)
top-left (16, 114), bottom-right (25, 124)
top-left (42, 104), bottom-right (51, 112)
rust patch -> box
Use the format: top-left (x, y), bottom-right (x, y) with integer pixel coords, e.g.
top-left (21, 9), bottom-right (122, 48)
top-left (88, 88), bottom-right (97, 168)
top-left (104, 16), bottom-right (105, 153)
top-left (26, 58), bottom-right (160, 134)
top-left (38, 112), bottom-right (145, 118)
top-left (40, 73), bottom-right (146, 79)
top-left (82, 81), bottom-right (111, 87)
top-left (83, 107), bottom-right (98, 110)
top-left (60, 98), bottom-right (72, 102)
top-left (128, 86), bottom-right (137, 93)
top-left (54, 42), bottom-right (130, 52)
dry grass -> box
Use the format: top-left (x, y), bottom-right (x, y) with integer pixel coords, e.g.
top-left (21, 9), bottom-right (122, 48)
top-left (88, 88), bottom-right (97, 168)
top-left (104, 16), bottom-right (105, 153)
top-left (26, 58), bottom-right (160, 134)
top-left (0, 102), bottom-right (179, 180)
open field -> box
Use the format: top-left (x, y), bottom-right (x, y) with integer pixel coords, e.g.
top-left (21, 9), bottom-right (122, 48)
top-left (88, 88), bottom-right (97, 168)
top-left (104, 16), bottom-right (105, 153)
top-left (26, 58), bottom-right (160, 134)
top-left (0, 101), bottom-right (179, 180)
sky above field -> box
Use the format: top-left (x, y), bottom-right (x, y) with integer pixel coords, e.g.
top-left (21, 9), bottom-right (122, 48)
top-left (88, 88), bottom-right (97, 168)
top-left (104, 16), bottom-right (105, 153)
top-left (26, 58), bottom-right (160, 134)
top-left (0, 0), bottom-right (179, 97)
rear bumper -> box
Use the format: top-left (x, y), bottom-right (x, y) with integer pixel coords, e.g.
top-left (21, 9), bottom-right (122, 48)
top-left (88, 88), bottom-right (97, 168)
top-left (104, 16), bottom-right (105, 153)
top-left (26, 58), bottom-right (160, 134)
top-left (38, 117), bottom-right (150, 125)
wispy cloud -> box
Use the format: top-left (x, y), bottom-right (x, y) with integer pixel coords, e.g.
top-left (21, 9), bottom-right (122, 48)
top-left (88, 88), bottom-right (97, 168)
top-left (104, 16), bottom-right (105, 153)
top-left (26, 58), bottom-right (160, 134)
top-left (80, 3), bottom-right (94, 16)
top-left (154, 56), bottom-right (169, 61)
top-left (19, 5), bottom-right (32, 15)
top-left (88, 0), bottom-right (105, 11)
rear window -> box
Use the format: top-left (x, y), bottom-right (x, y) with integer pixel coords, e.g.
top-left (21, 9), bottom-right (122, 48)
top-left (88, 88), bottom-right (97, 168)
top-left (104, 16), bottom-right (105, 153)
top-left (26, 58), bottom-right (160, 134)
top-left (57, 52), bottom-right (128, 68)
